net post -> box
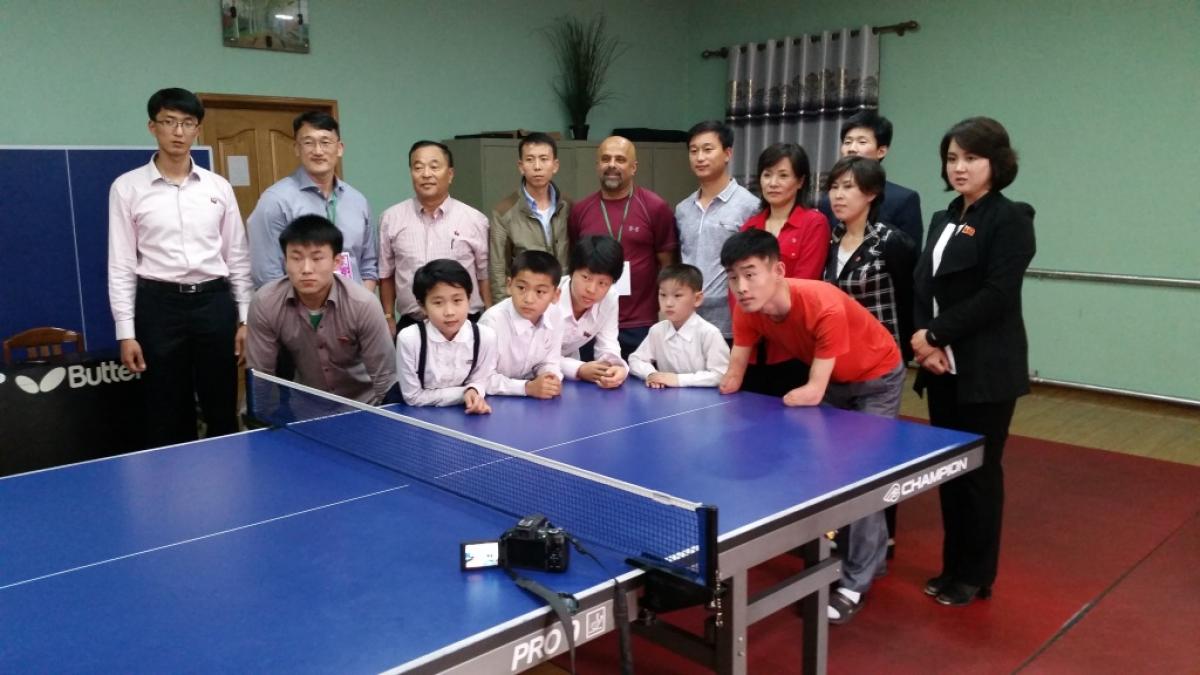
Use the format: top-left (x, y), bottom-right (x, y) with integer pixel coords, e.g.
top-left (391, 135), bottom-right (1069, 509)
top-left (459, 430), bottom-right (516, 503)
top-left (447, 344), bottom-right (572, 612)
top-left (699, 504), bottom-right (719, 592)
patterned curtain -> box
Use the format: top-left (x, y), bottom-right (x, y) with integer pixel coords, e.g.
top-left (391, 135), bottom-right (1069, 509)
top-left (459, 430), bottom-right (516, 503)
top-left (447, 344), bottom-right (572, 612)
top-left (725, 27), bottom-right (879, 202)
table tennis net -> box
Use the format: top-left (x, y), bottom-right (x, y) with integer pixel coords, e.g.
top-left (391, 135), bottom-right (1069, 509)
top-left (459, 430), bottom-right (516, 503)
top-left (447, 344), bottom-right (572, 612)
top-left (247, 371), bottom-right (716, 586)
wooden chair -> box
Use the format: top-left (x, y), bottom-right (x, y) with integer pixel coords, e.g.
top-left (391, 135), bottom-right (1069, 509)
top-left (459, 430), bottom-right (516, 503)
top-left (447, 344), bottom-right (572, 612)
top-left (3, 327), bottom-right (85, 365)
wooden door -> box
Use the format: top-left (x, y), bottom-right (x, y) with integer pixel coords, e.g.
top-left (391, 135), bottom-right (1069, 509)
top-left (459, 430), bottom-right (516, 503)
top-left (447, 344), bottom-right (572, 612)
top-left (197, 94), bottom-right (339, 219)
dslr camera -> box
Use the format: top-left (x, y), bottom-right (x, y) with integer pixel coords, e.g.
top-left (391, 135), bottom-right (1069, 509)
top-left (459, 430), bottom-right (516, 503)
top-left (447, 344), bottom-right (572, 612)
top-left (500, 514), bottom-right (570, 572)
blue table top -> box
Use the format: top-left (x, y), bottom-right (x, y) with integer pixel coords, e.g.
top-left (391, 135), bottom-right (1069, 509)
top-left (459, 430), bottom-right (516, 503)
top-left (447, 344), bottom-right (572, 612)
top-left (395, 383), bottom-right (975, 540)
top-left (0, 383), bottom-right (977, 672)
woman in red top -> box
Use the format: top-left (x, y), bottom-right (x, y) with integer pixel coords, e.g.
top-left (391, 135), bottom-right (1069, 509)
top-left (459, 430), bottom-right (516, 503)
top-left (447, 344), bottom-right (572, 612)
top-left (737, 143), bottom-right (831, 396)
top-left (740, 143), bottom-right (831, 278)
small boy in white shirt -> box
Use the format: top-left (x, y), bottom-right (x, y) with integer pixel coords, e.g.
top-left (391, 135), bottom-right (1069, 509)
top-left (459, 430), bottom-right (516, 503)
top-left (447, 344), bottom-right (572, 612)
top-left (558, 235), bottom-right (628, 388)
top-left (479, 251), bottom-right (565, 398)
top-left (629, 264), bottom-right (731, 388)
top-left (396, 259), bottom-right (498, 412)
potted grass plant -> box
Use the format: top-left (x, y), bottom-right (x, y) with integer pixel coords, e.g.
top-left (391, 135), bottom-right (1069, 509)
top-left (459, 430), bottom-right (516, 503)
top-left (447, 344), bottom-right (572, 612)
top-left (545, 14), bottom-right (626, 140)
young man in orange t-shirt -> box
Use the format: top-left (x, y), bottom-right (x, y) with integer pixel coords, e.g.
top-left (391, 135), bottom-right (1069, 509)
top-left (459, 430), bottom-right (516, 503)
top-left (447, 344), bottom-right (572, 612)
top-left (718, 228), bottom-right (906, 625)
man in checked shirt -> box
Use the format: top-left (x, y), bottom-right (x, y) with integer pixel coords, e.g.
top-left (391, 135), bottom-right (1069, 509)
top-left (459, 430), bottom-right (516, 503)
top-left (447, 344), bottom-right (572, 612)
top-left (378, 141), bottom-right (491, 337)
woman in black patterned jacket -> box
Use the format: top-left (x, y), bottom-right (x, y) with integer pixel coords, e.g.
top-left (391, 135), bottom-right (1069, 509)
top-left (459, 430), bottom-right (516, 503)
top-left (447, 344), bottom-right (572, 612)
top-left (823, 155), bottom-right (917, 361)
top-left (822, 155), bottom-right (917, 573)
top-left (911, 116), bottom-right (1036, 607)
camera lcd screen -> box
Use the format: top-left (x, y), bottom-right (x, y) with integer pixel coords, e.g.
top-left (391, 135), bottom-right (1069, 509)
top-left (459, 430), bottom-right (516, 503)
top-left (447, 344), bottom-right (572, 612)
top-left (461, 540), bottom-right (500, 570)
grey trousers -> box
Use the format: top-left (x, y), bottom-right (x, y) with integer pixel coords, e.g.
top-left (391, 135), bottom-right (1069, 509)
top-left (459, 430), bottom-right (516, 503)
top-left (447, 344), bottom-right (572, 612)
top-left (823, 362), bottom-right (906, 593)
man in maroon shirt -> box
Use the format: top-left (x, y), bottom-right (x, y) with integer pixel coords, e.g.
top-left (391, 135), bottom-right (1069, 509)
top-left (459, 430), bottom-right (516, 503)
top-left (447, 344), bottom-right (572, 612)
top-left (568, 136), bottom-right (677, 358)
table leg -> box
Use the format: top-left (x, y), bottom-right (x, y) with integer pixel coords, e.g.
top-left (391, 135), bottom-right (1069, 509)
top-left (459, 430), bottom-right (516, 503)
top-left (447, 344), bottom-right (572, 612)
top-left (714, 569), bottom-right (748, 674)
top-left (799, 537), bottom-right (830, 674)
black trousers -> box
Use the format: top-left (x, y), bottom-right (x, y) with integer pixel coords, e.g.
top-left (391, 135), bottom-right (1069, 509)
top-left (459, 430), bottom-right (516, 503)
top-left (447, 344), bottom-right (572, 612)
top-left (925, 373), bottom-right (1016, 588)
top-left (617, 325), bottom-right (651, 361)
top-left (135, 282), bottom-right (239, 448)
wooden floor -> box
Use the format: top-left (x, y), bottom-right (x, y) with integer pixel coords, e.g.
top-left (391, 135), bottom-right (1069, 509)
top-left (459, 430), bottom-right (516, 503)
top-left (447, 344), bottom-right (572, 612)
top-left (897, 370), bottom-right (1200, 466)
top-left (528, 377), bottom-right (1199, 674)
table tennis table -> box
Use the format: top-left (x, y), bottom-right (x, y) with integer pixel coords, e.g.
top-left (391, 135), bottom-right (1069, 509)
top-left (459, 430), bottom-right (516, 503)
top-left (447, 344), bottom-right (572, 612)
top-left (0, 371), bottom-right (982, 674)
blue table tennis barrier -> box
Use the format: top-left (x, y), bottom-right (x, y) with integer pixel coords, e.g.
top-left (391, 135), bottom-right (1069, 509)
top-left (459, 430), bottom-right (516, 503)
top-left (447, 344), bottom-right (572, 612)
top-left (0, 145), bottom-right (212, 352)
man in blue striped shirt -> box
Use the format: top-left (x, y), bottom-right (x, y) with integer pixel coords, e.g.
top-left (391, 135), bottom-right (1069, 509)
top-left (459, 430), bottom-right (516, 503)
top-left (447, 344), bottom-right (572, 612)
top-left (248, 111), bottom-right (378, 291)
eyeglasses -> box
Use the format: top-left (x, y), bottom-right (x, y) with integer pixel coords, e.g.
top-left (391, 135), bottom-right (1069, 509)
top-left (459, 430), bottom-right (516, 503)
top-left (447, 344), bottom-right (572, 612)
top-left (154, 118), bottom-right (200, 131)
top-left (299, 139), bottom-right (338, 152)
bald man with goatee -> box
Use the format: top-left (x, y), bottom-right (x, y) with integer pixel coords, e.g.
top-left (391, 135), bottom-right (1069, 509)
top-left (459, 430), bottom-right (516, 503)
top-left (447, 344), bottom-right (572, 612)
top-left (568, 137), bottom-right (677, 358)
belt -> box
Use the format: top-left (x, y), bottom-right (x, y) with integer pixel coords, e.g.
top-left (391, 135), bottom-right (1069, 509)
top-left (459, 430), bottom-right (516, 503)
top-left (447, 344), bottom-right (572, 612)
top-left (137, 277), bottom-right (230, 294)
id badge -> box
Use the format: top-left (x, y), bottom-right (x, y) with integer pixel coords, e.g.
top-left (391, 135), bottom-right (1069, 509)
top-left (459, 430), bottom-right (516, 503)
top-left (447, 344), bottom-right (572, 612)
top-left (613, 261), bottom-right (632, 296)
top-left (335, 253), bottom-right (353, 279)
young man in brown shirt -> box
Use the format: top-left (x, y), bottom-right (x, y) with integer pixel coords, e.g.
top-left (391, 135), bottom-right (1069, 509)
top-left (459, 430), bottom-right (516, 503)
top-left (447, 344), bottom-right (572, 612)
top-left (245, 215), bottom-right (397, 404)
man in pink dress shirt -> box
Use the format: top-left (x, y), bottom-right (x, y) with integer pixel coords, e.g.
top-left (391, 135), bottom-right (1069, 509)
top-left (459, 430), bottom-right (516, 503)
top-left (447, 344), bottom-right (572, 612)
top-left (107, 88), bottom-right (252, 447)
top-left (379, 141), bottom-right (491, 337)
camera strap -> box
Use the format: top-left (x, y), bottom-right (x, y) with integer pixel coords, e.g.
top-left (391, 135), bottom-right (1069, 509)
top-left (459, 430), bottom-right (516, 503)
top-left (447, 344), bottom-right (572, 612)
top-left (499, 538), bottom-right (633, 667)
top-left (501, 536), bottom-right (634, 675)
top-left (568, 536), bottom-right (635, 675)
top-left (502, 565), bottom-right (582, 673)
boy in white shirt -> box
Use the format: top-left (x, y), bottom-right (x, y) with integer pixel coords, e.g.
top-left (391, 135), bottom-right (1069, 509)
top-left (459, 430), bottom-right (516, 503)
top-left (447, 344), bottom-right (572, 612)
top-left (479, 251), bottom-right (565, 398)
top-left (396, 259), bottom-right (497, 412)
top-left (558, 235), bottom-right (628, 388)
top-left (629, 264), bottom-right (730, 388)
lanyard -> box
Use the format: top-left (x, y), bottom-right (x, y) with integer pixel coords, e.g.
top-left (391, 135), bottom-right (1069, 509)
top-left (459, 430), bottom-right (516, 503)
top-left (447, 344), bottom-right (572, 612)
top-left (325, 191), bottom-right (338, 224)
top-left (600, 187), bottom-right (634, 243)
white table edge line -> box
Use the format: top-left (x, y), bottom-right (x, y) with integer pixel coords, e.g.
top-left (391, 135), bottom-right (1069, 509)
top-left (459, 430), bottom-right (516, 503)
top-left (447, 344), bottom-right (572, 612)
top-left (0, 484), bottom-right (409, 591)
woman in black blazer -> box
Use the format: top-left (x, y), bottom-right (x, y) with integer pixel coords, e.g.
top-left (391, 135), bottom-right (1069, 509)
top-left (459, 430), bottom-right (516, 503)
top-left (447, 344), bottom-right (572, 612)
top-left (911, 117), bottom-right (1036, 606)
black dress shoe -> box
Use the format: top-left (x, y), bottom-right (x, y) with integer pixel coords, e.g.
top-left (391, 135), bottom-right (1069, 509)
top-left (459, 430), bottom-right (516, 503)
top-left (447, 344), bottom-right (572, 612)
top-left (923, 574), bottom-right (954, 596)
top-left (935, 581), bottom-right (992, 606)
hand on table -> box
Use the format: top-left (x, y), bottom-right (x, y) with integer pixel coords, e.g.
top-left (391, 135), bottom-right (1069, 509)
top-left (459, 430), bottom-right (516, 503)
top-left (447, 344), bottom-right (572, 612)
top-left (464, 388), bottom-right (492, 414)
top-left (525, 372), bottom-right (563, 399)
top-left (782, 384), bottom-right (824, 407)
top-left (719, 371), bottom-right (743, 395)
top-left (645, 372), bottom-right (678, 389)
top-left (596, 365), bottom-right (627, 389)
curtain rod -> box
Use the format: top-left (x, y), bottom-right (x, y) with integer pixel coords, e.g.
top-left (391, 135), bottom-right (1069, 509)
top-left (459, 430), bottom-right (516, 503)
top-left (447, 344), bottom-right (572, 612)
top-left (700, 20), bottom-right (918, 59)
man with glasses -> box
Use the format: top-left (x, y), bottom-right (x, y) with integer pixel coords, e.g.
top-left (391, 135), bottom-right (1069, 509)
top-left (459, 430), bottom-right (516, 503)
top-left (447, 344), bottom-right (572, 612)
top-left (108, 87), bottom-right (252, 447)
top-left (248, 111), bottom-right (378, 291)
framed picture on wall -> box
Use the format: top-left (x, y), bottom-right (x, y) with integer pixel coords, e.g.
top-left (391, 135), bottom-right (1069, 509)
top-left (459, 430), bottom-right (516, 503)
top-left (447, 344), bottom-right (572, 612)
top-left (221, 0), bottom-right (310, 53)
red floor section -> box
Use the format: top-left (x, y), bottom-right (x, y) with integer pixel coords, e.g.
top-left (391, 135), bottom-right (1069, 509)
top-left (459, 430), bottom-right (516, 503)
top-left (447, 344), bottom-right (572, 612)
top-left (560, 436), bottom-right (1200, 673)
top-left (1021, 511), bottom-right (1200, 674)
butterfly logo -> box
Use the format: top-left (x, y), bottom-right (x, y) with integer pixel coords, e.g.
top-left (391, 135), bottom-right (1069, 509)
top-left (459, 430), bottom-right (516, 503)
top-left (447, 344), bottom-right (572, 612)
top-left (12, 367), bottom-right (67, 394)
